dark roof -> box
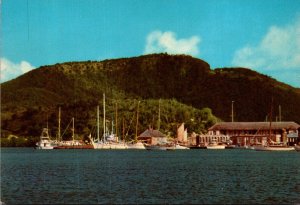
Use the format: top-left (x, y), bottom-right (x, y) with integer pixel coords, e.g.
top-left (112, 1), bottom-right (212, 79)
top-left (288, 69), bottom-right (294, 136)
top-left (138, 129), bottom-right (166, 138)
top-left (208, 122), bottom-right (300, 131)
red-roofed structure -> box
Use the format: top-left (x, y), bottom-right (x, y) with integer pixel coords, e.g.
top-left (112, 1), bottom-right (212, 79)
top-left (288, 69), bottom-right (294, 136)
top-left (207, 121), bottom-right (300, 146)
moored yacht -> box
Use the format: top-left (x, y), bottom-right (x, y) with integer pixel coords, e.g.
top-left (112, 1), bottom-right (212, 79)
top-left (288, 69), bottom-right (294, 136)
top-left (166, 143), bottom-right (190, 150)
top-left (206, 140), bottom-right (225, 149)
top-left (145, 144), bottom-right (168, 151)
top-left (36, 128), bottom-right (56, 149)
top-left (127, 141), bottom-right (145, 149)
top-left (93, 94), bottom-right (128, 150)
top-left (53, 117), bottom-right (94, 149)
top-left (253, 144), bottom-right (294, 151)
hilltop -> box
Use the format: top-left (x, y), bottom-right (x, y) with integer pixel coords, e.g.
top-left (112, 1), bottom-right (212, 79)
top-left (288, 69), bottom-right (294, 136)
top-left (1, 53), bottom-right (300, 142)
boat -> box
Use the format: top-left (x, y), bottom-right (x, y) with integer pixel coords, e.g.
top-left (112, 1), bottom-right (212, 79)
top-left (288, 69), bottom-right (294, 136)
top-left (294, 144), bottom-right (300, 152)
top-left (254, 98), bottom-right (294, 152)
top-left (93, 94), bottom-right (128, 150)
top-left (254, 144), bottom-right (294, 151)
top-left (126, 100), bottom-right (146, 150)
top-left (127, 141), bottom-right (145, 149)
top-left (166, 142), bottom-right (190, 150)
top-left (35, 128), bottom-right (57, 149)
top-left (169, 123), bottom-right (190, 150)
top-left (145, 144), bottom-right (168, 151)
top-left (53, 117), bottom-right (94, 149)
top-left (54, 142), bottom-right (94, 149)
top-left (206, 139), bottom-right (225, 149)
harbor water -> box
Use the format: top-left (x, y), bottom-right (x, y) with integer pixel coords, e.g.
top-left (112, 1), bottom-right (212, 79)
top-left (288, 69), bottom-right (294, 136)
top-left (1, 148), bottom-right (300, 204)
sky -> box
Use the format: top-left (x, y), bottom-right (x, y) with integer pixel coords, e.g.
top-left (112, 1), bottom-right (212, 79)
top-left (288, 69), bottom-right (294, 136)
top-left (1, 0), bottom-right (300, 87)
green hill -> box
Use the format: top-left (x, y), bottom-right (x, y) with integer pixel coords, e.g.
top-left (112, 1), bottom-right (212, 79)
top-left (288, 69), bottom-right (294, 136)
top-left (1, 53), bottom-right (300, 144)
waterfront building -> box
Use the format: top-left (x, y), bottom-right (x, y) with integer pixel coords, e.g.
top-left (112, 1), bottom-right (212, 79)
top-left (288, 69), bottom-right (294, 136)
top-left (207, 121), bottom-right (300, 146)
top-left (138, 128), bottom-right (167, 145)
top-left (188, 132), bottom-right (229, 147)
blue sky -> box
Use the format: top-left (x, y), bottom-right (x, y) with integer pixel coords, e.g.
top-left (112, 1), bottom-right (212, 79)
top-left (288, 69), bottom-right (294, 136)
top-left (2, 0), bottom-right (300, 87)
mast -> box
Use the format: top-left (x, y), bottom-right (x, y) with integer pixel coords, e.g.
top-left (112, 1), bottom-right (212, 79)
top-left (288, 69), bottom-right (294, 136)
top-left (97, 105), bottom-right (100, 142)
top-left (46, 113), bottom-right (49, 129)
top-left (72, 117), bottom-right (75, 142)
top-left (115, 101), bottom-right (118, 142)
top-left (231, 101), bottom-right (234, 122)
top-left (135, 101), bottom-right (140, 142)
top-left (279, 105), bottom-right (281, 122)
top-left (122, 117), bottom-right (125, 143)
top-left (269, 97), bottom-right (273, 140)
top-left (103, 93), bottom-right (106, 143)
top-left (158, 99), bottom-right (161, 130)
top-left (58, 107), bottom-right (61, 141)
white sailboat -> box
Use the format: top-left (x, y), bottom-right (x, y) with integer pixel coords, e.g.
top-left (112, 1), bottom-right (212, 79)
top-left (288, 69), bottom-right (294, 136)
top-left (54, 117), bottom-right (94, 149)
top-left (170, 123), bottom-right (189, 150)
top-left (127, 100), bottom-right (146, 150)
top-left (93, 93), bottom-right (128, 149)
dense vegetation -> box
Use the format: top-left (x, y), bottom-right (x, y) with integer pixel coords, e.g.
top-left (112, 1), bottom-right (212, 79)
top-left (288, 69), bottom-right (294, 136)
top-left (1, 53), bottom-right (300, 146)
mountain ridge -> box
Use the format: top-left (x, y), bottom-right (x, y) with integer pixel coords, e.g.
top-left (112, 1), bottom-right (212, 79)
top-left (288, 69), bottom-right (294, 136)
top-left (1, 53), bottom-right (300, 139)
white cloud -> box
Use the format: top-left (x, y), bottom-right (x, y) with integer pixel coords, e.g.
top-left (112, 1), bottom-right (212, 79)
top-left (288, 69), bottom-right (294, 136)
top-left (232, 17), bottom-right (300, 87)
top-left (144, 30), bottom-right (201, 56)
top-left (1, 58), bottom-right (35, 82)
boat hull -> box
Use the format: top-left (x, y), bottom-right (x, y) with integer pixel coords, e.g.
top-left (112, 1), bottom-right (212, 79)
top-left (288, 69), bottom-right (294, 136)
top-left (167, 144), bottom-right (190, 150)
top-left (53, 144), bottom-right (94, 149)
top-left (35, 145), bottom-right (54, 150)
top-left (254, 145), bottom-right (294, 151)
top-left (127, 142), bottom-right (146, 149)
top-left (145, 145), bottom-right (167, 151)
top-left (294, 145), bottom-right (300, 152)
top-left (93, 142), bottom-right (128, 149)
top-left (206, 145), bottom-right (226, 150)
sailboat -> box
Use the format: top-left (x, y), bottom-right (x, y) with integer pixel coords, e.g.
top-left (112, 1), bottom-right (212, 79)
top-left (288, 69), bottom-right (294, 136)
top-left (144, 99), bottom-right (170, 151)
top-left (167, 123), bottom-right (190, 150)
top-left (54, 116), bottom-right (94, 149)
top-left (254, 98), bottom-right (294, 151)
top-left (93, 94), bottom-right (128, 149)
top-left (127, 100), bottom-right (146, 149)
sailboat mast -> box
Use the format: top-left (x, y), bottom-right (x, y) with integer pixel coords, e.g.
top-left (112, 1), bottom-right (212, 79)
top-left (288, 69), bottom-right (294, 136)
top-left (122, 117), bottom-right (125, 142)
top-left (72, 117), bottom-right (75, 142)
top-left (115, 101), bottom-right (118, 142)
top-left (103, 93), bottom-right (106, 143)
top-left (279, 105), bottom-right (281, 122)
top-left (135, 101), bottom-right (140, 142)
top-left (97, 105), bottom-right (99, 142)
top-left (158, 99), bottom-right (161, 131)
top-left (269, 97), bottom-right (273, 139)
top-left (58, 107), bottom-right (61, 141)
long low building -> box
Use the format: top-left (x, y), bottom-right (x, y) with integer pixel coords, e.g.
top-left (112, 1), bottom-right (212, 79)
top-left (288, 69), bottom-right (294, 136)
top-left (207, 121), bottom-right (300, 146)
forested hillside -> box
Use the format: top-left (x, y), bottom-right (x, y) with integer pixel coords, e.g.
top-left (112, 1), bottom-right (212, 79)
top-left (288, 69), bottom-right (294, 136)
top-left (2, 53), bottom-right (300, 145)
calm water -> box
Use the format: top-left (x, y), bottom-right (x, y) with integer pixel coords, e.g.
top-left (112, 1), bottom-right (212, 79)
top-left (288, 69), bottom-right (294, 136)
top-left (1, 148), bottom-right (300, 204)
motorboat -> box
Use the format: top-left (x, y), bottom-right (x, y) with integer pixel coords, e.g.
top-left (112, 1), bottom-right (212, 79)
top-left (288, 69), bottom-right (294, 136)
top-left (35, 128), bottom-right (56, 149)
top-left (206, 140), bottom-right (225, 149)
